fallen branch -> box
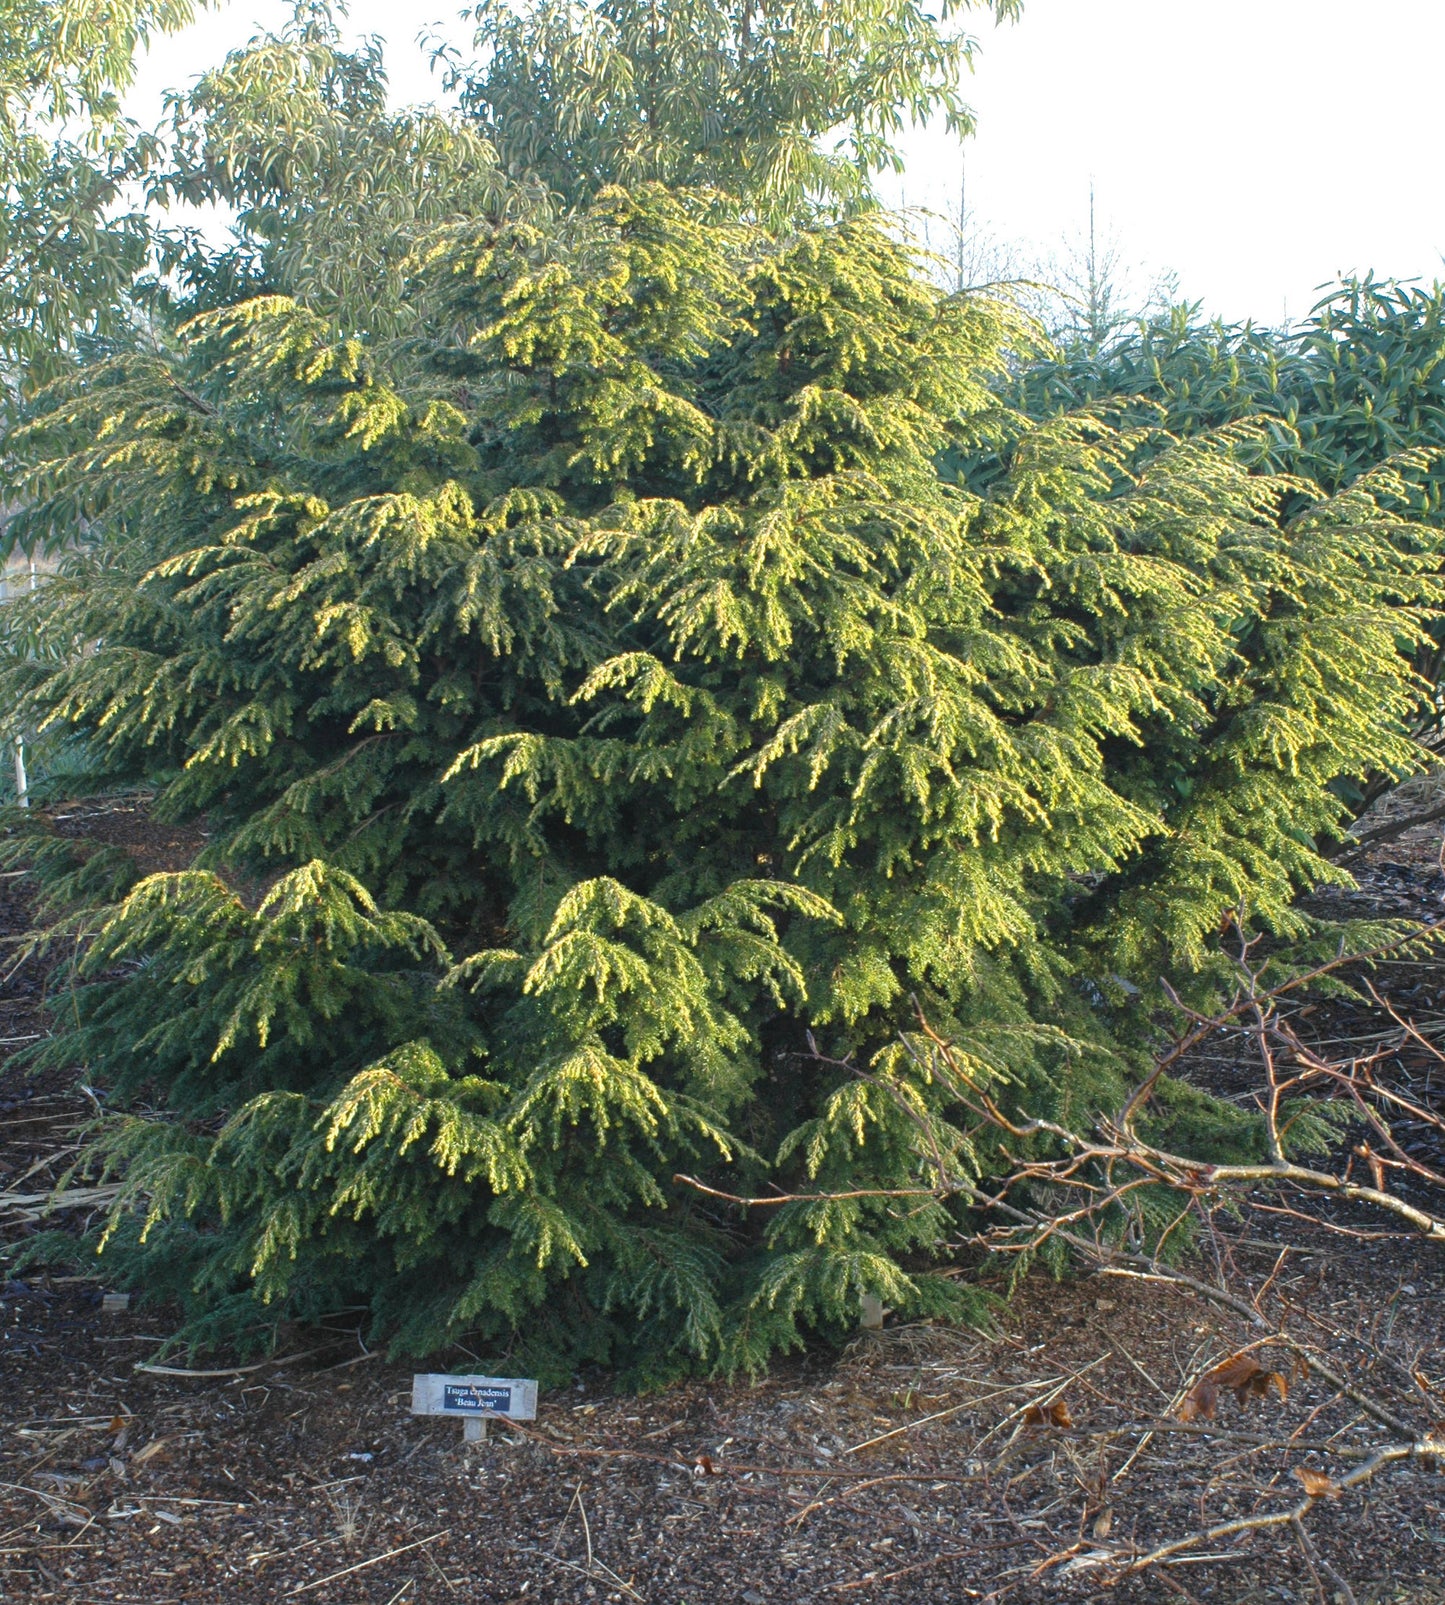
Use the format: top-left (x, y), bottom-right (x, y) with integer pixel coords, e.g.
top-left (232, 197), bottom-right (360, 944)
top-left (135, 1349), bottom-right (324, 1379)
top-left (1110, 1438), bottom-right (1439, 1580)
top-left (0, 1185), bottom-right (120, 1224)
top-left (1093, 1420), bottom-right (1389, 1458)
top-left (1333, 795), bottom-right (1445, 861)
top-left (678, 932), bottom-right (1445, 1595)
top-left (466, 1415), bottom-right (989, 1486)
top-left (0, 1481), bottom-right (90, 1527)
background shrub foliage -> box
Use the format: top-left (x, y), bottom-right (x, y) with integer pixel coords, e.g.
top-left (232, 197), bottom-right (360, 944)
top-left (3, 7), bottom-right (1444, 1379)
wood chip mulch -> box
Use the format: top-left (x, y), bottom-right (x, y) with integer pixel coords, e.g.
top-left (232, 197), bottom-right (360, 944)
top-left (2, 797), bottom-right (1443, 1604)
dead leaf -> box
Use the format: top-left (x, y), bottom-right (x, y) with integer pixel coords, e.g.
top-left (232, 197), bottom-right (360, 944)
top-left (1239, 1368), bottom-right (1288, 1405)
top-left (1092, 1508), bottom-right (1114, 1540)
top-left (1178, 1379), bottom-right (1218, 1422)
top-left (132, 1436), bottom-right (175, 1466)
top-left (1023, 1398), bottom-right (1073, 1429)
top-left (1210, 1354), bottom-right (1263, 1392)
top-left (1180, 1351), bottom-right (1287, 1420)
top-left (1294, 1466), bottom-right (1341, 1499)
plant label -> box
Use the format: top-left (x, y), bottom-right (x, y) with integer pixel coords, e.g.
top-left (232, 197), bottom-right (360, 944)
top-left (410, 1374), bottom-right (538, 1422)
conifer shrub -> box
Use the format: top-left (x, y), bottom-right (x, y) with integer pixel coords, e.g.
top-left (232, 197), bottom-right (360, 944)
top-left (1014, 281), bottom-right (1445, 729)
top-left (2, 188), bottom-right (1438, 1376)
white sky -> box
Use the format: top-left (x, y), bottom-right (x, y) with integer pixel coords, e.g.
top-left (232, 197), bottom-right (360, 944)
top-left (128, 0), bottom-right (1445, 326)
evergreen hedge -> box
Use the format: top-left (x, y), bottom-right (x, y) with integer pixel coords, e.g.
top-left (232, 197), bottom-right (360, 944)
top-left (3, 189), bottom-right (1437, 1376)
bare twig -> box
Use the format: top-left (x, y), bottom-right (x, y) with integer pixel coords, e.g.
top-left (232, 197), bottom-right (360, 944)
top-left (681, 925), bottom-right (1445, 1593)
top-left (135, 1350), bottom-right (324, 1379)
top-left (283, 1530), bottom-right (450, 1597)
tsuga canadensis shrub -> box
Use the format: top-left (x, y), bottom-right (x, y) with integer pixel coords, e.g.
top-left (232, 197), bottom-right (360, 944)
top-left (1, 187), bottom-right (1437, 1378)
top-left (1012, 280), bottom-right (1445, 750)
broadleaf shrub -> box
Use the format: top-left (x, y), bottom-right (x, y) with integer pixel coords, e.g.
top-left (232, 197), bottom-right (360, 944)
top-left (2, 188), bottom-right (1438, 1377)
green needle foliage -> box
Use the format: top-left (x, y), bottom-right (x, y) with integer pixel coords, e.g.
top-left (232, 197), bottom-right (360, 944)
top-left (1017, 278), bottom-right (1445, 735)
top-left (1022, 278), bottom-right (1445, 507)
top-left (4, 186), bottom-right (1438, 1377)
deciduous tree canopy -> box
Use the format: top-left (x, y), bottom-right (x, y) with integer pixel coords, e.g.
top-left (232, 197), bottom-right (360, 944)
top-left (455, 0), bottom-right (1019, 218)
top-left (0, 0), bottom-right (204, 378)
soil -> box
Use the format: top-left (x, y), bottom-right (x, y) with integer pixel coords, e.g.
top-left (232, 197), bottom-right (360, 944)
top-left (1, 797), bottom-right (1442, 1605)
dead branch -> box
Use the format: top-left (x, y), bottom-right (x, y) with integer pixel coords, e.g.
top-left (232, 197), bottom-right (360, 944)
top-left (679, 921), bottom-right (1445, 1594)
top-left (1113, 1438), bottom-right (1438, 1576)
top-left (1333, 795), bottom-right (1445, 861)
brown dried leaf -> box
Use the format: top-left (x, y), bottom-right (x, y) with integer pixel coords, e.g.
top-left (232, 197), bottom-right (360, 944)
top-left (1177, 1378), bottom-right (1219, 1422)
top-left (1210, 1354), bottom-right (1264, 1392)
top-left (1236, 1368), bottom-right (1289, 1405)
top-left (1294, 1466), bottom-right (1342, 1499)
top-left (1092, 1507), bottom-right (1114, 1540)
top-left (1182, 1351), bottom-right (1288, 1415)
top-left (1023, 1398), bottom-right (1073, 1429)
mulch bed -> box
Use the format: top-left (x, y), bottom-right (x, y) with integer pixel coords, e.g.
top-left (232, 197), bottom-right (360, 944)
top-left (2, 798), bottom-right (1442, 1604)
